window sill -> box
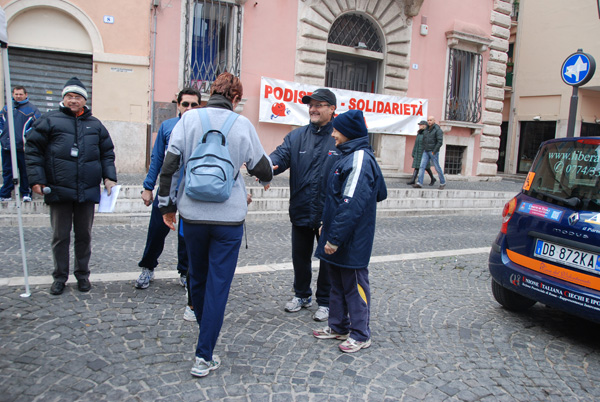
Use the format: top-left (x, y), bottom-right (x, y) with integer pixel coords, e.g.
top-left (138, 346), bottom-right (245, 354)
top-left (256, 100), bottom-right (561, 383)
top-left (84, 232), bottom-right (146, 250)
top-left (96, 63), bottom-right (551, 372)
top-left (439, 120), bottom-right (483, 136)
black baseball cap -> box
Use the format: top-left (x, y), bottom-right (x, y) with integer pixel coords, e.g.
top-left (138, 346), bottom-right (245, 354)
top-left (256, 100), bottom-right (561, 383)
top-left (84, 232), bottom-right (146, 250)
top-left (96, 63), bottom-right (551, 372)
top-left (301, 88), bottom-right (337, 107)
top-left (418, 120), bottom-right (427, 125)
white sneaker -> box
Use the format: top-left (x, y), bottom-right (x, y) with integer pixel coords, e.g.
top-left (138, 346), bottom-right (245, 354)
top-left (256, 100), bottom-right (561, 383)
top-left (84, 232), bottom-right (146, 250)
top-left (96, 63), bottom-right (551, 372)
top-left (22, 195), bottom-right (32, 202)
top-left (190, 355), bottom-right (220, 377)
top-left (284, 296), bottom-right (312, 312)
top-left (183, 306), bottom-right (196, 322)
top-left (312, 306), bottom-right (329, 322)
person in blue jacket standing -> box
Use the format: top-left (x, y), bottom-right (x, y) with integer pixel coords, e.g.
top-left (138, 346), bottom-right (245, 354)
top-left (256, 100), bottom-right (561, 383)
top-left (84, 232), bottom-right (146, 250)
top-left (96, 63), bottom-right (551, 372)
top-left (268, 88), bottom-right (340, 322)
top-left (0, 86), bottom-right (40, 202)
top-left (136, 88), bottom-right (200, 321)
top-left (313, 109), bottom-right (387, 353)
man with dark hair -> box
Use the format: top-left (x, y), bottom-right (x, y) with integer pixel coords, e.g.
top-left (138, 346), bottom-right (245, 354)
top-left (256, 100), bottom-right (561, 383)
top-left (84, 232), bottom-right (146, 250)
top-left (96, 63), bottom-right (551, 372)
top-left (268, 88), bottom-right (340, 322)
top-left (25, 77), bottom-right (117, 295)
top-left (0, 85), bottom-right (40, 202)
top-left (136, 87), bottom-right (201, 314)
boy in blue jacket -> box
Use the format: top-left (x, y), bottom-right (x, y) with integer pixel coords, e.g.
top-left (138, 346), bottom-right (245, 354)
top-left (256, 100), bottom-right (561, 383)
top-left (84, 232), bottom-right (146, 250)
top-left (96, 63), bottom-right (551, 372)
top-left (313, 109), bottom-right (387, 353)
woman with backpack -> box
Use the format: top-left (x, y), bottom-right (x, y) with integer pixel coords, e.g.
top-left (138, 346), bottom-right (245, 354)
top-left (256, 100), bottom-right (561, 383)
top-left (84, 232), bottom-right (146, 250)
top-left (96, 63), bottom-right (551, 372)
top-left (157, 72), bottom-right (273, 378)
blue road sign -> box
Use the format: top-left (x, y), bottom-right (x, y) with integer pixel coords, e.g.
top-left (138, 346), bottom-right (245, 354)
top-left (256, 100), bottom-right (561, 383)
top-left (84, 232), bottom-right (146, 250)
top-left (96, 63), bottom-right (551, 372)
top-left (561, 51), bottom-right (596, 86)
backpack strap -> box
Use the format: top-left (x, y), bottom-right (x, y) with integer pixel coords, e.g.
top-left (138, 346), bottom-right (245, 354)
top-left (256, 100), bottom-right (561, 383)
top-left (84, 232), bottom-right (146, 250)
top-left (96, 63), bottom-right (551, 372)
top-left (220, 112), bottom-right (239, 138)
top-left (219, 112), bottom-right (240, 181)
top-left (197, 108), bottom-right (212, 136)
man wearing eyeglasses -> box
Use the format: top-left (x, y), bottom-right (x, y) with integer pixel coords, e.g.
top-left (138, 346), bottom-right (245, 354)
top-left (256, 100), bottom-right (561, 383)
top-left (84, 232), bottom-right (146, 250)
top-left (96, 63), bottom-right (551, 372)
top-left (136, 88), bottom-right (201, 303)
top-left (268, 88), bottom-right (340, 322)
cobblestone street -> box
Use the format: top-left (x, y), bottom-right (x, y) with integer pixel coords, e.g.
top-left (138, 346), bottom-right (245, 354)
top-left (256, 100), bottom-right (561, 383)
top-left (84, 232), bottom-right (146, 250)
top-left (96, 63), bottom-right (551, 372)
top-left (1, 215), bottom-right (599, 401)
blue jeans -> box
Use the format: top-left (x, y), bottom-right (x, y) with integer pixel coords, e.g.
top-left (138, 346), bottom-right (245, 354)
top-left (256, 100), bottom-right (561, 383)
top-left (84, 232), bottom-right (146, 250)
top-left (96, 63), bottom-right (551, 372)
top-left (0, 149), bottom-right (30, 198)
top-left (418, 151), bottom-right (446, 186)
top-left (183, 221), bottom-right (243, 361)
top-left (138, 196), bottom-right (188, 275)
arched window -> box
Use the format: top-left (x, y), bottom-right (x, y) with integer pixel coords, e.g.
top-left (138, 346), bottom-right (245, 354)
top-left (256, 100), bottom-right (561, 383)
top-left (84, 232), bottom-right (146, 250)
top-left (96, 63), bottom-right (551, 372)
top-left (326, 14), bottom-right (382, 93)
top-left (328, 14), bottom-right (382, 52)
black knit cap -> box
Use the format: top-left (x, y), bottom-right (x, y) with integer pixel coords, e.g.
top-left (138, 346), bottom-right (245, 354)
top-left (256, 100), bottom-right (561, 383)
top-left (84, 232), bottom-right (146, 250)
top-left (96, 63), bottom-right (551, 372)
top-left (62, 77), bottom-right (88, 100)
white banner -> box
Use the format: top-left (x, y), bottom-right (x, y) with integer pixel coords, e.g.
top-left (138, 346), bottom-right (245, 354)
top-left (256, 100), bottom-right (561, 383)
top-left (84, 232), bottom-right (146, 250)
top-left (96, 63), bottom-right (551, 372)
top-left (258, 77), bottom-right (428, 135)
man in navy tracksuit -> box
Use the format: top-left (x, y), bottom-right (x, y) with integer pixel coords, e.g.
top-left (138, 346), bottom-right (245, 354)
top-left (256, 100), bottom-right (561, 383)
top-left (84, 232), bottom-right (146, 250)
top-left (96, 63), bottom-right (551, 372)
top-left (313, 110), bottom-right (387, 353)
top-left (136, 89), bottom-right (201, 319)
top-left (268, 88), bottom-right (340, 322)
top-left (0, 86), bottom-right (40, 202)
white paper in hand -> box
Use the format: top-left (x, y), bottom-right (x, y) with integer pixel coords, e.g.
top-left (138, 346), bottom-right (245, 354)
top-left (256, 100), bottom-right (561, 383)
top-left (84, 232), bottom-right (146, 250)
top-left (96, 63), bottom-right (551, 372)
top-left (98, 185), bottom-right (121, 213)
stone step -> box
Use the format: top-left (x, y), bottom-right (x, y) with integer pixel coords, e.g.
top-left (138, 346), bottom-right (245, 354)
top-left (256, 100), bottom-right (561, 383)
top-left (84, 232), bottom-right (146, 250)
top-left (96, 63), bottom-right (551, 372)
top-left (0, 184), bottom-right (514, 226)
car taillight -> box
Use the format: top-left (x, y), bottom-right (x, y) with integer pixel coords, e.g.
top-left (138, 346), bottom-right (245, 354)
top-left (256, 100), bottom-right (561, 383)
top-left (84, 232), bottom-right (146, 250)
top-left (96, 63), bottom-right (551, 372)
top-left (501, 197), bottom-right (517, 234)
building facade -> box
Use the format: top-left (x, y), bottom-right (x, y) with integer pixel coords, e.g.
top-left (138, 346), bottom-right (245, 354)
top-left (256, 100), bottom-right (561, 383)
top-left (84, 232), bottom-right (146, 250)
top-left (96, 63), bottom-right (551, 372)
top-left (501, 0), bottom-right (600, 175)
top-left (0, 0), bottom-right (151, 172)
top-left (1, 0), bottom-right (512, 176)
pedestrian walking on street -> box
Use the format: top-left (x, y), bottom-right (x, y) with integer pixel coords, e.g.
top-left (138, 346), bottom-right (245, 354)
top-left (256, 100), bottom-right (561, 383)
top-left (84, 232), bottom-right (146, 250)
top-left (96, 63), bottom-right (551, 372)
top-left (25, 77), bottom-right (117, 295)
top-left (267, 88), bottom-right (340, 322)
top-left (0, 85), bottom-right (41, 202)
top-left (158, 72), bottom-right (273, 378)
top-left (413, 116), bottom-right (446, 189)
top-left (313, 110), bottom-right (387, 353)
top-left (407, 120), bottom-right (435, 186)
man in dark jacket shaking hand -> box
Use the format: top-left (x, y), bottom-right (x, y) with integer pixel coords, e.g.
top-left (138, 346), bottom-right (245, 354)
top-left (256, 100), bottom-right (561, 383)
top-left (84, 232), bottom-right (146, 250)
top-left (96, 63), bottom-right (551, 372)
top-left (25, 77), bottom-right (117, 296)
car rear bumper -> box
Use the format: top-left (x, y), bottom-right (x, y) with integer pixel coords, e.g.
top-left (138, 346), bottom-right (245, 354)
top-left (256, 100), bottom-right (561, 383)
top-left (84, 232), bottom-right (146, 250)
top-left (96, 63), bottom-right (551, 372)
top-left (489, 237), bottom-right (600, 323)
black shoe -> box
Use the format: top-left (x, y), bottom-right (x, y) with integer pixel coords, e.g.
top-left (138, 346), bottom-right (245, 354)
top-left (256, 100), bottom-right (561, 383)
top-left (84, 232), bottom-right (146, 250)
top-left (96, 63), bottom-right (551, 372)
top-left (50, 281), bottom-right (65, 295)
top-left (77, 278), bottom-right (91, 292)
top-left (429, 177), bottom-right (437, 186)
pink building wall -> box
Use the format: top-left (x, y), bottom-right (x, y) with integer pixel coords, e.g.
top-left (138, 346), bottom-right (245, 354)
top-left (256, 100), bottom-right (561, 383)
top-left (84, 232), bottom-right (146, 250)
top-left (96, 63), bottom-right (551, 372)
top-left (406, 0), bottom-right (494, 173)
top-left (239, 1), bottom-right (298, 153)
top-left (153, 1), bottom-right (184, 103)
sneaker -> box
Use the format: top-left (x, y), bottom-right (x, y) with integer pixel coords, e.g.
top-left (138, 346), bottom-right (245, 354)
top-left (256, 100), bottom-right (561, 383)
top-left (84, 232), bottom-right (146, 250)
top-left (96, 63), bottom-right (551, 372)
top-left (412, 183), bottom-right (422, 188)
top-left (22, 195), bottom-right (32, 202)
top-left (439, 183), bottom-right (446, 190)
top-left (285, 296), bottom-right (312, 312)
top-left (183, 306), bottom-right (196, 322)
top-left (190, 355), bottom-right (220, 377)
top-left (0, 197), bottom-right (12, 202)
top-left (312, 306), bottom-right (329, 322)
top-left (135, 268), bottom-right (154, 289)
top-left (313, 326), bottom-right (349, 340)
top-left (339, 337), bottom-right (372, 353)
top-left (179, 274), bottom-right (187, 288)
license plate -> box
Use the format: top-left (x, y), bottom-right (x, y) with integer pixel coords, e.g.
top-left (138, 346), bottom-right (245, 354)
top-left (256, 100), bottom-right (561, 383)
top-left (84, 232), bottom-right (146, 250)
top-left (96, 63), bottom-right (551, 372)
top-left (534, 239), bottom-right (600, 274)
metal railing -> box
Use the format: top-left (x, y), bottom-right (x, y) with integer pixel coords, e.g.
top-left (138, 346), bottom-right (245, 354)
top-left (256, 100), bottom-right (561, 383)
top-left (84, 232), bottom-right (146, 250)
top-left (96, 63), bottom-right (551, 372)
top-left (183, 0), bottom-right (242, 93)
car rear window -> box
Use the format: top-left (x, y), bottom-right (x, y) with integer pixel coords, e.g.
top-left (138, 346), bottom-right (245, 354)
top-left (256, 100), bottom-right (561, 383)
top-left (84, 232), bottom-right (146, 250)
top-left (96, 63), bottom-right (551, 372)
top-left (523, 139), bottom-right (600, 212)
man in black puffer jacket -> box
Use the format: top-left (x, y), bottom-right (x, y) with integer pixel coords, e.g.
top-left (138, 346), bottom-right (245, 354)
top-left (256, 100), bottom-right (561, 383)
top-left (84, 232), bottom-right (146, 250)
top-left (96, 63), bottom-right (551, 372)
top-left (413, 115), bottom-right (447, 189)
top-left (268, 88), bottom-right (340, 322)
top-left (25, 77), bottom-right (117, 296)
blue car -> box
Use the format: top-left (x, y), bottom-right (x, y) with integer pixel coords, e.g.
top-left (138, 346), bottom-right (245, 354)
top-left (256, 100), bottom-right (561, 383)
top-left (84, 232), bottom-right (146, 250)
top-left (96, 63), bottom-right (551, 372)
top-left (489, 137), bottom-right (600, 323)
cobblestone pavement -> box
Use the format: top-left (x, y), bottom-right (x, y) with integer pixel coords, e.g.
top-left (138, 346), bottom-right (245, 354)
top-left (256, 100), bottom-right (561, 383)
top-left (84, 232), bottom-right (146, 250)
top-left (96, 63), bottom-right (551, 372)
top-left (1, 212), bottom-right (600, 401)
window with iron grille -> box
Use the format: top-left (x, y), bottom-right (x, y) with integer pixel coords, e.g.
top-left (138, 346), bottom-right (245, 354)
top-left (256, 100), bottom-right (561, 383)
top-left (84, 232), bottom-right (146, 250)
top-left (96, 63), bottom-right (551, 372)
top-left (444, 145), bottom-right (465, 175)
top-left (183, 0), bottom-right (242, 94)
top-left (326, 14), bottom-right (381, 92)
top-left (445, 49), bottom-right (482, 123)
top-left (328, 14), bottom-right (382, 52)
